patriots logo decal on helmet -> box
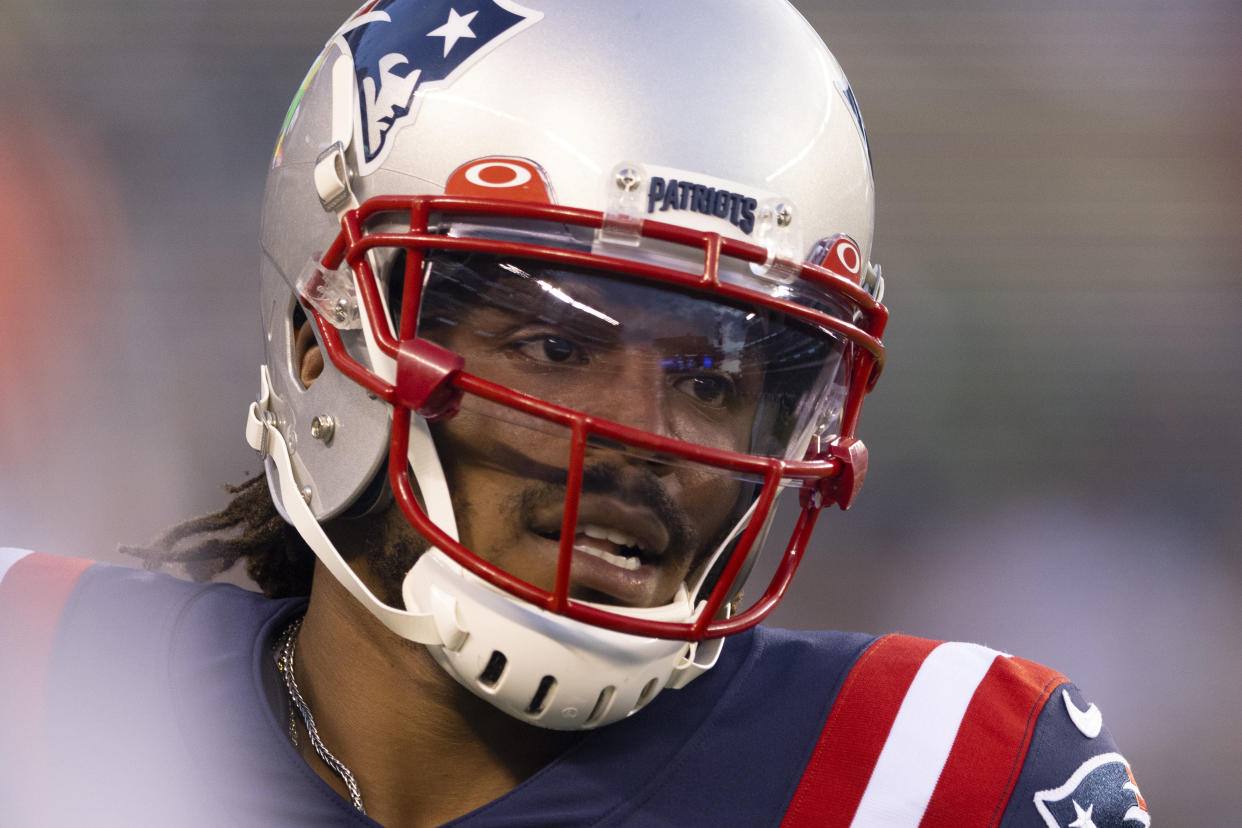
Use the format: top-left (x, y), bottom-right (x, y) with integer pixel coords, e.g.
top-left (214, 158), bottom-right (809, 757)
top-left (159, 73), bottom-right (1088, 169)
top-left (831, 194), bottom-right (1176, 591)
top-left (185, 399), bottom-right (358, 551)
top-left (336, 0), bottom-right (542, 171)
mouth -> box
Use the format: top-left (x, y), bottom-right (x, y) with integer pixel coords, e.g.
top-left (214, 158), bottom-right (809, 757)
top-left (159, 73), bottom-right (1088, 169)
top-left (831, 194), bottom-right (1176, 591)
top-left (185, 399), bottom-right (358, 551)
top-left (527, 502), bottom-right (677, 607)
top-left (535, 523), bottom-right (651, 571)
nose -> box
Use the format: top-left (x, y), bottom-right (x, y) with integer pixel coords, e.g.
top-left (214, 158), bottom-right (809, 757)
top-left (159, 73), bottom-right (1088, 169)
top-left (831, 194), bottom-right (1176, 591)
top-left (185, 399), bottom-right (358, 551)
top-left (574, 352), bottom-right (685, 472)
top-left (587, 352), bottom-right (673, 439)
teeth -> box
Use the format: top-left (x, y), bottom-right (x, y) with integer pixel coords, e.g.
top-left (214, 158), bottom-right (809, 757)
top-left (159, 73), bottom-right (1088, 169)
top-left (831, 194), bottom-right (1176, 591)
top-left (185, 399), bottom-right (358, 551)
top-left (575, 543), bottom-right (642, 571)
top-left (581, 524), bottom-right (644, 552)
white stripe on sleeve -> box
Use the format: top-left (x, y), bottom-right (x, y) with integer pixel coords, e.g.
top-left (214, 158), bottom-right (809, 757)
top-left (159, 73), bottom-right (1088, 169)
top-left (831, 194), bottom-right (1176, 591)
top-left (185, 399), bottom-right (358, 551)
top-left (0, 547), bottom-right (34, 584)
top-left (849, 641), bottom-right (1002, 827)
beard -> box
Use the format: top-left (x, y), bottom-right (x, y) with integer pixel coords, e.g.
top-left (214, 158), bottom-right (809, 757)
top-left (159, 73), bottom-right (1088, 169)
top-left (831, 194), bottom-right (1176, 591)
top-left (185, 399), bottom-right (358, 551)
top-left (333, 495), bottom-right (431, 609)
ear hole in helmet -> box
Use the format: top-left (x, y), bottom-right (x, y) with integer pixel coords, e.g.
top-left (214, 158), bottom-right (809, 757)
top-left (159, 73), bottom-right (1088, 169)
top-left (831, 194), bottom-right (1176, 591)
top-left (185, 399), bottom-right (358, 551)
top-left (292, 303), bottom-right (324, 389)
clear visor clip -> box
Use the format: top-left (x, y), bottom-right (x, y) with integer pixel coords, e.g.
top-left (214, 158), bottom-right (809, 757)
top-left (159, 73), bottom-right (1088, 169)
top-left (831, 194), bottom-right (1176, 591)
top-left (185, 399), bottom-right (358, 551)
top-left (597, 162), bottom-right (646, 247)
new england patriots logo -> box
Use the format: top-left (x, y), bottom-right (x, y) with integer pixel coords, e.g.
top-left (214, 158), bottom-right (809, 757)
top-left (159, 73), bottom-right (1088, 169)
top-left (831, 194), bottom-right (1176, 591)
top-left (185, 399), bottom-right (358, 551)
top-left (336, 0), bottom-right (542, 171)
top-left (1034, 753), bottom-right (1151, 827)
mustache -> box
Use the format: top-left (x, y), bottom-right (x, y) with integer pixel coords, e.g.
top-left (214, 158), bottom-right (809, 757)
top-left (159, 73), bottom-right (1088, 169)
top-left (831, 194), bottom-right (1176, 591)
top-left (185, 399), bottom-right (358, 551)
top-left (516, 460), bottom-right (697, 556)
top-left (437, 420), bottom-right (708, 558)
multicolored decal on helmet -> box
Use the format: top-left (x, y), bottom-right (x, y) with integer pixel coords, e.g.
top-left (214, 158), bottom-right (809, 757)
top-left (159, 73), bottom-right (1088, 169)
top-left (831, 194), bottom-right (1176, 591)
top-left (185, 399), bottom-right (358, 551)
top-left (273, 48), bottom-right (331, 169)
top-left (445, 157), bottom-right (555, 204)
top-left (335, 0), bottom-right (543, 174)
top-left (1033, 752), bottom-right (1151, 828)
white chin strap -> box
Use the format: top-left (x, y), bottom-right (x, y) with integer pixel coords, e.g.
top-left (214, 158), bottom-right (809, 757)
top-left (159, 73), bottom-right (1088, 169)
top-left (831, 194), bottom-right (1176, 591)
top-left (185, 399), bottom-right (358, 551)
top-left (246, 365), bottom-right (723, 729)
top-left (247, 364), bottom-right (456, 646)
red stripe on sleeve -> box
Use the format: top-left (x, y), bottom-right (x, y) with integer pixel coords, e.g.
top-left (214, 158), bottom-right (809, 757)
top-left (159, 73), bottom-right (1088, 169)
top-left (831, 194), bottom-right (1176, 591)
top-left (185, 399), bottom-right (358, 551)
top-left (781, 634), bottom-right (941, 827)
top-left (918, 656), bottom-right (1066, 827)
top-left (0, 553), bottom-right (96, 825)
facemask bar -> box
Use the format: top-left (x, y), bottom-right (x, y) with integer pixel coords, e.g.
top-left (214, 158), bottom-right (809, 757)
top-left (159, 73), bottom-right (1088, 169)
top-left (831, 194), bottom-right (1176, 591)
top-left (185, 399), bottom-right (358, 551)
top-left (306, 194), bottom-right (887, 641)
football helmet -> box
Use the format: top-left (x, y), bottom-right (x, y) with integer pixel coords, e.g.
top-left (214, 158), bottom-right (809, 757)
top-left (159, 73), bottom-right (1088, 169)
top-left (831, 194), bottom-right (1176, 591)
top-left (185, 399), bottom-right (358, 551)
top-left (246, 0), bottom-right (887, 729)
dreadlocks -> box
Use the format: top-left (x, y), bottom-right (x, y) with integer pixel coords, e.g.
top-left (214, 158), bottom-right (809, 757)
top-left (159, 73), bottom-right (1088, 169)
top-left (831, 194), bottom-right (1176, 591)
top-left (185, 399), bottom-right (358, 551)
top-left (120, 473), bottom-right (314, 598)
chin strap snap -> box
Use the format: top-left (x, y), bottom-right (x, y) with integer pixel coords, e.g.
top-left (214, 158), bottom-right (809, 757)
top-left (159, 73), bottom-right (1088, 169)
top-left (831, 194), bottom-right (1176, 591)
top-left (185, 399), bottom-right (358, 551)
top-left (314, 143), bottom-right (358, 217)
top-left (312, 55), bottom-right (363, 218)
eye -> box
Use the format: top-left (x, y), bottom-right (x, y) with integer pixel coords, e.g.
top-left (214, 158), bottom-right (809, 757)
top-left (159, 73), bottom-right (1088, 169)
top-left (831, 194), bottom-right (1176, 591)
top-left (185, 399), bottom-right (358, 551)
top-left (674, 374), bottom-right (735, 407)
top-left (514, 334), bottom-right (584, 365)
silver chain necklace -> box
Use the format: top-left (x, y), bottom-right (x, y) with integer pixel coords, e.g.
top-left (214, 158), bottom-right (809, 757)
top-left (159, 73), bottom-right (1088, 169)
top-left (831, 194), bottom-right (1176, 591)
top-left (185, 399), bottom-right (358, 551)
top-left (277, 616), bottom-right (367, 814)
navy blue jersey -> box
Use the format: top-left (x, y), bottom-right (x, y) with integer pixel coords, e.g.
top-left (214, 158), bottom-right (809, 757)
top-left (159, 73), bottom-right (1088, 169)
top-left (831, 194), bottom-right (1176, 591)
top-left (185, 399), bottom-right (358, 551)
top-left (0, 550), bottom-right (1148, 826)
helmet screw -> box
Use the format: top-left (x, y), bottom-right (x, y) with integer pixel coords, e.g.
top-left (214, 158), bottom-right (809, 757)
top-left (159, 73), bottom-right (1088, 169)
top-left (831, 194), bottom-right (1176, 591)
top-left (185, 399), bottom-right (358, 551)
top-left (310, 414), bottom-right (335, 443)
top-left (333, 298), bottom-right (351, 324)
top-left (775, 204), bottom-right (793, 227)
top-left (615, 168), bottom-right (640, 192)
top-left (300, 486), bottom-right (314, 503)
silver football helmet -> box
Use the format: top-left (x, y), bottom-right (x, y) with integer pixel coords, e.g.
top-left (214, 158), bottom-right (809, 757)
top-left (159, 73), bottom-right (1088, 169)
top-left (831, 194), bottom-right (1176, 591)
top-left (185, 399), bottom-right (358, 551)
top-left (246, 0), bottom-right (887, 730)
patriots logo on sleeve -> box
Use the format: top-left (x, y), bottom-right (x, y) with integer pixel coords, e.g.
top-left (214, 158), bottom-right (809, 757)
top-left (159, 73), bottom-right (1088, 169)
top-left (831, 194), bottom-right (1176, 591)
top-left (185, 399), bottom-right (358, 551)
top-left (336, 0), bottom-right (543, 171)
top-left (1034, 752), bottom-right (1151, 827)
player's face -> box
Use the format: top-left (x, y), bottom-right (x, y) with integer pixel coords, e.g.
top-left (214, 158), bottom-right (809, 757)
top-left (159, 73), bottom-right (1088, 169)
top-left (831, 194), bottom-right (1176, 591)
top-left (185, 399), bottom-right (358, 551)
top-left (420, 261), bottom-right (766, 608)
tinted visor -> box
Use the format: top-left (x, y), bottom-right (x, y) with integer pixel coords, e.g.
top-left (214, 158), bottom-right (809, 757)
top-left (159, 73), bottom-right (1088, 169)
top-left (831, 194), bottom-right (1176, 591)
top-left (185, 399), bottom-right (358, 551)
top-left (414, 250), bottom-right (849, 463)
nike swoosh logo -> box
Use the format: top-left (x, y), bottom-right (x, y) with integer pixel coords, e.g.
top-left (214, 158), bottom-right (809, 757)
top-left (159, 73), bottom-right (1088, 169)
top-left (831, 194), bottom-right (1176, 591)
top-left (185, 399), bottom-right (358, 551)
top-left (1062, 688), bottom-right (1103, 738)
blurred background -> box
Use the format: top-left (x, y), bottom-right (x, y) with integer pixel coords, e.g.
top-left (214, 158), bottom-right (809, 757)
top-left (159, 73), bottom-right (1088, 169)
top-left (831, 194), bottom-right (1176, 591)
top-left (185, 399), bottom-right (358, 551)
top-left (1, 0), bottom-right (1237, 820)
